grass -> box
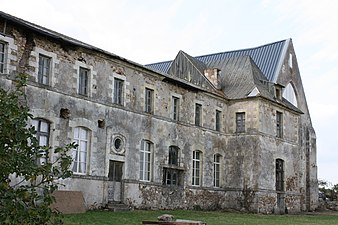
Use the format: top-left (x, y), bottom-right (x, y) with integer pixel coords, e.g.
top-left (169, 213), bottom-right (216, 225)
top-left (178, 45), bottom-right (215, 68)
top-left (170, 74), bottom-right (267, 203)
top-left (62, 210), bottom-right (338, 225)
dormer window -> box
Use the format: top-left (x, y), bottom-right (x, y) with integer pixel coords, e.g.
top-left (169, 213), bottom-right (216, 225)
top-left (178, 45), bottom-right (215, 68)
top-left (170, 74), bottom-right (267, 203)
top-left (274, 84), bottom-right (283, 101)
top-left (276, 88), bottom-right (281, 100)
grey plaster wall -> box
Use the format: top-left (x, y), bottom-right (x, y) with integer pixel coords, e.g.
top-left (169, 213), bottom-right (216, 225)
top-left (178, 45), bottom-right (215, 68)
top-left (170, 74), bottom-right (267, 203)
top-left (0, 19), bottom-right (317, 213)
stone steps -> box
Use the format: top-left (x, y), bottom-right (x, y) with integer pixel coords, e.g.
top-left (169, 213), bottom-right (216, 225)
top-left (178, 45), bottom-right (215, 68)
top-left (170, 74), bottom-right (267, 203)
top-left (106, 201), bottom-right (131, 212)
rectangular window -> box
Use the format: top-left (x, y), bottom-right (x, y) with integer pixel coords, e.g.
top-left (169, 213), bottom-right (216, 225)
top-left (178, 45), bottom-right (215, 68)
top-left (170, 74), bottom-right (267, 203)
top-left (213, 154), bottom-right (221, 187)
top-left (236, 112), bottom-right (245, 133)
top-left (172, 96), bottom-right (179, 121)
top-left (140, 140), bottom-right (152, 181)
top-left (276, 159), bottom-right (284, 191)
top-left (38, 54), bottom-right (51, 85)
top-left (192, 151), bottom-right (201, 186)
top-left (113, 78), bottom-right (124, 105)
top-left (145, 88), bottom-right (154, 113)
top-left (216, 110), bottom-right (221, 131)
top-left (163, 146), bottom-right (182, 186)
top-left (276, 111), bottom-right (283, 138)
top-left (78, 67), bottom-right (89, 96)
top-left (195, 103), bottom-right (202, 126)
top-left (0, 42), bottom-right (5, 73)
top-left (72, 127), bottom-right (89, 174)
top-left (168, 146), bottom-right (179, 166)
top-left (32, 119), bottom-right (50, 165)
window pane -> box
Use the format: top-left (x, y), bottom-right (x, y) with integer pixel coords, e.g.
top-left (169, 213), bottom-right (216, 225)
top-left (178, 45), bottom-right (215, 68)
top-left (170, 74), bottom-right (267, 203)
top-left (80, 162), bottom-right (86, 173)
top-left (80, 128), bottom-right (87, 140)
top-left (80, 151), bottom-right (86, 163)
top-left (39, 136), bottom-right (48, 146)
top-left (74, 127), bottom-right (79, 139)
top-left (32, 120), bottom-right (39, 131)
top-left (40, 121), bottom-right (49, 132)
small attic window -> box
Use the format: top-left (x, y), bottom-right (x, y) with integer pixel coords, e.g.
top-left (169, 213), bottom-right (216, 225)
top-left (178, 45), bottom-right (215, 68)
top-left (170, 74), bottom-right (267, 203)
top-left (274, 84), bottom-right (283, 100)
top-left (289, 53), bottom-right (293, 68)
top-left (276, 88), bottom-right (281, 100)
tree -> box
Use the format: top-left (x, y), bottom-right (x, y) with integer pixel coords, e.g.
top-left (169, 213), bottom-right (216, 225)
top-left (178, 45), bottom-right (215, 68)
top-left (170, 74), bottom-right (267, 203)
top-left (0, 75), bottom-right (76, 224)
top-left (318, 179), bottom-right (338, 201)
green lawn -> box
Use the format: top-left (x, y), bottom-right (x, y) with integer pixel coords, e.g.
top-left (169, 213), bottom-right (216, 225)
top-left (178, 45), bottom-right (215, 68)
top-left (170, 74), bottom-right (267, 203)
top-left (63, 210), bottom-right (338, 225)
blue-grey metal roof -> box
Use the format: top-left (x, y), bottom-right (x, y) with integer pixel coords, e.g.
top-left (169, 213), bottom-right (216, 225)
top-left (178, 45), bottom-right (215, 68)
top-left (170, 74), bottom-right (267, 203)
top-left (145, 39), bottom-right (289, 82)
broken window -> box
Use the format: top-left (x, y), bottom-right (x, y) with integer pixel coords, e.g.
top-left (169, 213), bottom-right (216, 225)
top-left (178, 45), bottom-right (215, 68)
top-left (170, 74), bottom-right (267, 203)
top-left (0, 42), bottom-right (5, 73)
top-left (163, 168), bottom-right (183, 186)
top-left (145, 88), bottom-right (154, 113)
top-left (172, 96), bottom-right (179, 121)
top-left (169, 146), bottom-right (179, 166)
top-left (276, 159), bottom-right (284, 191)
top-left (163, 146), bottom-right (182, 186)
top-left (192, 150), bottom-right (202, 186)
top-left (213, 154), bottom-right (221, 187)
top-left (216, 110), bottom-right (221, 131)
top-left (38, 54), bottom-right (51, 85)
top-left (78, 67), bottom-right (89, 96)
top-left (140, 140), bottom-right (152, 181)
top-left (72, 127), bottom-right (89, 174)
top-left (113, 78), bottom-right (124, 105)
top-left (32, 119), bottom-right (50, 165)
top-left (236, 112), bottom-right (245, 133)
top-left (276, 111), bottom-right (283, 138)
top-left (195, 103), bottom-right (202, 126)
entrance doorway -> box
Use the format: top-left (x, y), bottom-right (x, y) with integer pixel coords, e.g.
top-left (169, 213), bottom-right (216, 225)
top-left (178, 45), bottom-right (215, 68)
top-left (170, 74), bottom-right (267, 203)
top-left (108, 160), bottom-right (123, 202)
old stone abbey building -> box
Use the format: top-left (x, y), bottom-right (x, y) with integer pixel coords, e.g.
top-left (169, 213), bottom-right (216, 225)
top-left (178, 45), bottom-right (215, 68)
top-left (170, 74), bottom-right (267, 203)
top-left (0, 11), bottom-right (318, 213)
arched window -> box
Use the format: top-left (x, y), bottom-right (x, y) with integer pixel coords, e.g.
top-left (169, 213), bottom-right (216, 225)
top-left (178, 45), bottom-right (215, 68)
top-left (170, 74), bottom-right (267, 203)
top-left (213, 154), bottom-right (221, 187)
top-left (283, 83), bottom-right (298, 107)
top-left (72, 127), bottom-right (90, 174)
top-left (192, 150), bottom-right (202, 186)
top-left (140, 140), bottom-right (153, 181)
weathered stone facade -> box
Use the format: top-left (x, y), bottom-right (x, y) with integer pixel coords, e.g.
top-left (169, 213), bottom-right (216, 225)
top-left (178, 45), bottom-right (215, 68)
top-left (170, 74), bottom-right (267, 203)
top-left (0, 11), bottom-right (317, 214)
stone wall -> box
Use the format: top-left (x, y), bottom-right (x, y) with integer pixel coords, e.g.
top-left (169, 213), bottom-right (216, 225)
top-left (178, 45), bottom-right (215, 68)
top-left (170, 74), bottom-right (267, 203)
top-left (0, 17), bottom-right (317, 213)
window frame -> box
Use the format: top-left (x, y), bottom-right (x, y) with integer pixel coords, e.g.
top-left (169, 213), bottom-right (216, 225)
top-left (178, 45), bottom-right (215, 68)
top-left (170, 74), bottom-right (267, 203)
top-left (236, 112), bottom-right (245, 133)
top-left (72, 127), bottom-right (89, 174)
top-left (140, 140), bottom-right (153, 181)
top-left (215, 110), bottom-right (221, 131)
top-left (195, 103), bottom-right (202, 126)
top-left (276, 159), bottom-right (285, 192)
top-left (113, 77), bottom-right (124, 105)
top-left (163, 168), bottom-right (182, 186)
top-left (192, 150), bottom-right (202, 186)
top-left (32, 119), bottom-right (50, 165)
top-left (145, 88), bottom-right (154, 114)
top-left (276, 111), bottom-right (283, 138)
top-left (172, 96), bottom-right (180, 121)
top-left (168, 146), bottom-right (179, 166)
top-left (0, 41), bottom-right (6, 74)
top-left (213, 154), bottom-right (221, 188)
top-left (78, 67), bottom-right (89, 96)
top-left (38, 54), bottom-right (51, 85)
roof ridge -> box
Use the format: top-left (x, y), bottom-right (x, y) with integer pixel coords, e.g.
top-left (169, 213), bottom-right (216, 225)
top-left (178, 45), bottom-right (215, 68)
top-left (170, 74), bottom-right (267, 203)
top-left (195, 39), bottom-right (288, 59)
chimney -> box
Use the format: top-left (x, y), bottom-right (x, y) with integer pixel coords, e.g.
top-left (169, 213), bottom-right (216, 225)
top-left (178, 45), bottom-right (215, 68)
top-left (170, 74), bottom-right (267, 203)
top-left (204, 68), bottom-right (221, 89)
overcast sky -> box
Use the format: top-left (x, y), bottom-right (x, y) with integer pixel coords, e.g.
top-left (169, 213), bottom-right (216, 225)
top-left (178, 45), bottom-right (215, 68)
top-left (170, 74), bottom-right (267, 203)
top-left (1, 0), bottom-right (337, 184)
